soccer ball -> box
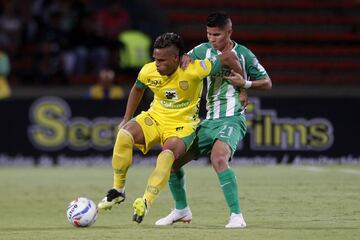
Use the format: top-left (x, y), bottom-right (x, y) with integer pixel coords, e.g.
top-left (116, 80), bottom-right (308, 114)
top-left (66, 197), bottom-right (98, 227)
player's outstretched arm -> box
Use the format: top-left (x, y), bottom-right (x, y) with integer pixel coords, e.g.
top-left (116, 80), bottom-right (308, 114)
top-left (119, 84), bottom-right (145, 128)
top-left (225, 70), bottom-right (272, 90)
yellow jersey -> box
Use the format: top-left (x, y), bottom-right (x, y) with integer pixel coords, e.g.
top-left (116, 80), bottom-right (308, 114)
top-left (136, 57), bottom-right (220, 124)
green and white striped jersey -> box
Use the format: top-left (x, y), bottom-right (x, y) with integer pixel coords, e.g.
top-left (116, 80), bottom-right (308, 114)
top-left (188, 41), bottom-right (268, 120)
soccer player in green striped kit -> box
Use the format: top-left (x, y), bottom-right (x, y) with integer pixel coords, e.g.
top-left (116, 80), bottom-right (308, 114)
top-left (156, 11), bottom-right (272, 228)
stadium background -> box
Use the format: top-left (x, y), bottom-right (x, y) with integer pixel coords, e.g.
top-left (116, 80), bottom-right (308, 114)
top-left (1, 0), bottom-right (359, 165)
top-left (0, 1), bottom-right (360, 240)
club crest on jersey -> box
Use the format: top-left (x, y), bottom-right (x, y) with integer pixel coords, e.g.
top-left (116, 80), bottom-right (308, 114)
top-left (179, 80), bottom-right (189, 90)
top-left (144, 117), bottom-right (153, 126)
top-left (165, 90), bottom-right (178, 99)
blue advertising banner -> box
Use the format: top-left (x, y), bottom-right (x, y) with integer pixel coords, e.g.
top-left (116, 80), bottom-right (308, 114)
top-left (0, 96), bottom-right (359, 165)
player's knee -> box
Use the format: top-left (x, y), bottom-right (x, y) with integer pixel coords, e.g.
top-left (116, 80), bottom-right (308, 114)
top-left (162, 146), bottom-right (182, 160)
top-left (163, 138), bottom-right (185, 160)
top-left (212, 161), bottom-right (229, 172)
top-left (157, 149), bottom-right (175, 167)
top-left (211, 152), bottom-right (230, 172)
top-left (114, 129), bottom-right (134, 150)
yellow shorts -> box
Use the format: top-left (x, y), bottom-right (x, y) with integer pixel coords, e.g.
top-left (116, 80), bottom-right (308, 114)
top-left (133, 111), bottom-right (198, 154)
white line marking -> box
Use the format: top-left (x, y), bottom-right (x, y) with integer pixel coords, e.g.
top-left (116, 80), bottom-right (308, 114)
top-left (297, 166), bottom-right (327, 172)
top-left (338, 169), bottom-right (360, 175)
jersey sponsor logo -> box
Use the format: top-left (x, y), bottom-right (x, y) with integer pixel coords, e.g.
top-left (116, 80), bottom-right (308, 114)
top-left (147, 78), bottom-right (162, 86)
top-left (179, 80), bottom-right (189, 90)
top-left (165, 90), bottom-right (178, 99)
top-left (213, 68), bottom-right (231, 77)
top-left (159, 100), bottom-right (190, 109)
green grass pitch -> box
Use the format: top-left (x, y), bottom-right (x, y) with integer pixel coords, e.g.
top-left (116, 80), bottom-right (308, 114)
top-left (0, 164), bottom-right (359, 240)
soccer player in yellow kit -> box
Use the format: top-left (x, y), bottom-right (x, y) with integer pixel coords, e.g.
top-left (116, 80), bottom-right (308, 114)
top-left (97, 32), bottom-right (243, 223)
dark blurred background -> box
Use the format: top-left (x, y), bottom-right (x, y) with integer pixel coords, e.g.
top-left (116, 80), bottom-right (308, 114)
top-left (1, 0), bottom-right (359, 98)
top-left (1, 0), bottom-right (360, 165)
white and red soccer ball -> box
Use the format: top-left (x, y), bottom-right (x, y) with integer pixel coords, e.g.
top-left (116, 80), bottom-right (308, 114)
top-left (66, 197), bottom-right (98, 227)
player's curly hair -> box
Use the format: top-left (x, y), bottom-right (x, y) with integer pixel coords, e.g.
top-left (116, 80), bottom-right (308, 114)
top-left (153, 32), bottom-right (185, 56)
top-left (207, 11), bottom-right (232, 28)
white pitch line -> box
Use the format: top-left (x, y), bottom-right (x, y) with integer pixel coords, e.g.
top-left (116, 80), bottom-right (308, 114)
top-left (295, 166), bottom-right (327, 173)
top-left (337, 169), bottom-right (360, 175)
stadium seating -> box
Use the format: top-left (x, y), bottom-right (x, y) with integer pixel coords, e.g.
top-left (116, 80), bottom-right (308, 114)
top-left (8, 0), bottom-right (360, 85)
top-left (159, 0), bottom-right (360, 84)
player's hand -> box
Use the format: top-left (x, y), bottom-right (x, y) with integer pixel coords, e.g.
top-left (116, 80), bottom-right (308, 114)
top-left (225, 70), bottom-right (246, 87)
top-left (180, 54), bottom-right (193, 70)
top-left (239, 90), bottom-right (249, 110)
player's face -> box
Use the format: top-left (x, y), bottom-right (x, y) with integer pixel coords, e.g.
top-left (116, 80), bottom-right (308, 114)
top-left (153, 46), bottom-right (180, 76)
top-left (206, 26), bottom-right (232, 51)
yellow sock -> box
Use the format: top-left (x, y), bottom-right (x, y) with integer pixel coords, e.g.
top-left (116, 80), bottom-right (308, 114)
top-left (112, 129), bottom-right (134, 190)
top-left (143, 149), bottom-right (175, 207)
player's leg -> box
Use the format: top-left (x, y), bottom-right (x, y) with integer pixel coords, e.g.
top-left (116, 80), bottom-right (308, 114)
top-left (155, 150), bottom-right (194, 226)
top-left (170, 150), bottom-right (194, 209)
top-left (133, 137), bottom-right (186, 223)
top-left (156, 125), bottom-right (212, 226)
top-left (144, 137), bottom-right (185, 207)
top-left (211, 140), bottom-right (241, 212)
top-left (210, 117), bottom-right (247, 228)
top-left (212, 141), bottom-right (246, 228)
top-left (98, 121), bottom-right (145, 210)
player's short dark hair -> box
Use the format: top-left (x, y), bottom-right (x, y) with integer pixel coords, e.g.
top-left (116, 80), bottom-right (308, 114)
top-left (207, 11), bottom-right (232, 28)
top-left (153, 32), bottom-right (185, 56)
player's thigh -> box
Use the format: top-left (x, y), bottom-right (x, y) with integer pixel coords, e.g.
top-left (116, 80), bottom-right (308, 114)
top-left (214, 115), bottom-right (247, 158)
top-left (190, 122), bottom-right (217, 158)
top-left (163, 122), bottom-right (197, 153)
top-left (122, 120), bottom-right (145, 144)
top-left (133, 111), bottom-right (162, 154)
top-left (172, 150), bottom-right (196, 171)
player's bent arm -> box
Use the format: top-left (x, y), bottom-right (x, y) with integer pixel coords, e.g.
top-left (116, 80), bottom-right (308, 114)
top-left (122, 84), bottom-right (145, 123)
top-left (219, 51), bottom-right (244, 78)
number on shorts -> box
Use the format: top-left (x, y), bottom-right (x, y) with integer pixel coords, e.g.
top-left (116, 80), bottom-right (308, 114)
top-left (220, 125), bottom-right (234, 137)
